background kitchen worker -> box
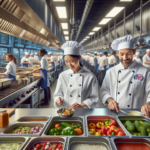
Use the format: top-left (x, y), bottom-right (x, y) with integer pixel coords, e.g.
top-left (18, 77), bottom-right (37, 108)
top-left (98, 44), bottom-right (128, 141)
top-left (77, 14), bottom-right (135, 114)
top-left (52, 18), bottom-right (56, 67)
top-left (29, 53), bottom-right (35, 64)
top-left (0, 53), bottom-right (17, 81)
top-left (33, 49), bottom-right (50, 105)
top-left (143, 49), bottom-right (150, 69)
top-left (108, 51), bottom-right (117, 69)
top-left (34, 52), bottom-right (39, 63)
top-left (54, 41), bottom-right (99, 109)
top-left (100, 35), bottom-right (150, 118)
top-left (48, 52), bottom-right (56, 74)
top-left (21, 52), bottom-right (32, 67)
top-left (94, 52), bottom-right (98, 72)
top-left (133, 52), bottom-right (142, 64)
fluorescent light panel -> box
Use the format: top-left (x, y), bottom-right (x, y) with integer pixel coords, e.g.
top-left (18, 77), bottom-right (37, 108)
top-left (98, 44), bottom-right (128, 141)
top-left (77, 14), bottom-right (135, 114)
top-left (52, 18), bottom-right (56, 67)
top-left (65, 36), bottom-right (69, 40)
top-left (63, 31), bottom-right (69, 35)
top-left (86, 36), bottom-right (90, 38)
top-left (120, 0), bottom-right (132, 1)
top-left (99, 18), bottom-right (111, 25)
top-left (106, 7), bottom-right (125, 17)
top-left (89, 32), bottom-right (95, 35)
top-left (61, 23), bottom-right (68, 29)
top-left (56, 6), bottom-right (67, 18)
top-left (93, 27), bottom-right (101, 31)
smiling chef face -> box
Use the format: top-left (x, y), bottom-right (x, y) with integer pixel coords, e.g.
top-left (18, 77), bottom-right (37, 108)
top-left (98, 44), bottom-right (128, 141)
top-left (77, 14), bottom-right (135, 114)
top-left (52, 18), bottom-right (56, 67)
top-left (65, 55), bottom-right (81, 71)
top-left (117, 48), bottom-right (136, 68)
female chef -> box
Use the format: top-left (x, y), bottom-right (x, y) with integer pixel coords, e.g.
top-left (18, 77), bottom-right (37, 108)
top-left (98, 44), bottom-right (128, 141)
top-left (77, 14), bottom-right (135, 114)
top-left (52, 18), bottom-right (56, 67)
top-left (33, 49), bottom-right (50, 105)
top-left (53, 41), bottom-right (99, 109)
top-left (0, 53), bottom-right (17, 81)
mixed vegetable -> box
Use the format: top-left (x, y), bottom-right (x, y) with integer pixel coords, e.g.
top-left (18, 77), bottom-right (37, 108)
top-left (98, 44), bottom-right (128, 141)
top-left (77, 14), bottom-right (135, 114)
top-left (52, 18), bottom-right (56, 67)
top-left (122, 120), bottom-right (150, 136)
top-left (9, 126), bottom-right (43, 134)
top-left (48, 122), bottom-right (83, 136)
top-left (0, 143), bottom-right (22, 150)
top-left (58, 109), bottom-right (74, 115)
top-left (30, 142), bottom-right (63, 150)
top-left (88, 119), bottom-right (125, 136)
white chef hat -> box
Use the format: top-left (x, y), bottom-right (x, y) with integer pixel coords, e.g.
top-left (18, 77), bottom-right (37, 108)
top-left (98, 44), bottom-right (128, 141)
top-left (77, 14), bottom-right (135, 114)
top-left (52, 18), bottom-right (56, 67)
top-left (111, 35), bottom-right (137, 51)
top-left (25, 52), bottom-right (29, 55)
top-left (146, 49), bottom-right (150, 52)
top-left (30, 53), bottom-right (33, 56)
top-left (35, 52), bottom-right (38, 54)
top-left (136, 52), bottom-right (140, 55)
top-left (61, 41), bottom-right (83, 56)
top-left (94, 52), bottom-right (97, 54)
top-left (48, 52), bottom-right (51, 54)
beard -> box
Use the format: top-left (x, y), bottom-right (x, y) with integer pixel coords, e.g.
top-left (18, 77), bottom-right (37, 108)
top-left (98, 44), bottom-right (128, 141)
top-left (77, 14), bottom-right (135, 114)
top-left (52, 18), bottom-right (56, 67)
top-left (120, 58), bottom-right (133, 67)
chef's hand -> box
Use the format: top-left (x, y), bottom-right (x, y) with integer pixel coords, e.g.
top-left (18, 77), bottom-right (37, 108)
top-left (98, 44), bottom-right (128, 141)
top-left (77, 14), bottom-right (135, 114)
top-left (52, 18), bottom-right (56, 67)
top-left (141, 102), bottom-right (150, 118)
top-left (107, 98), bottom-right (120, 112)
top-left (56, 97), bottom-right (64, 106)
top-left (29, 63), bottom-right (33, 65)
top-left (33, 69), bottom-right (37, 72)
top-left (69, 102), bottom-right (87, 109)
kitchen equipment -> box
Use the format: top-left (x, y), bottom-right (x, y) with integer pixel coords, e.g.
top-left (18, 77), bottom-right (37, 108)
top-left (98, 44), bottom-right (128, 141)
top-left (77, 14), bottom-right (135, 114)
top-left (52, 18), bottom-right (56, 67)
top-left (24, 137), bottom-right (66, 150)
top-left (126, 111), bottom-right (143, 116)
top-left (120, 109), bottom-right (131, 115)
top-left (0, 78), bottom-right (12, 90)
top-left (31, 89), bottom-right (39, 108)
top-left (17, 71), bottom-right (33, 78)
top-left (135, 38), bottom-right (147, 48)
top-left (86, 115), bottom-right (128, 137)
top-left (68, 137), bottom-right (112, 150)
top-left (1, 122), bottom-right (46, 137)
top-left (0, 136), bottom-right (30, 150)
top-left (0, 109), bottom-right (9, 127)
top-left (57, 108), bottom-right (74, 119)
top-left (42, 116), bottom-right (86, 137)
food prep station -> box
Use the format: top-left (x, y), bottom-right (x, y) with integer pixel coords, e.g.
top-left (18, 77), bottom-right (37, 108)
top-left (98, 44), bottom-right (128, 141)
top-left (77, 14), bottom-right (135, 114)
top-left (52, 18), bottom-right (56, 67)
top-left (0, 108), bottom-right (150, 150)
top-left (0, 64), bottom-right (61, 108)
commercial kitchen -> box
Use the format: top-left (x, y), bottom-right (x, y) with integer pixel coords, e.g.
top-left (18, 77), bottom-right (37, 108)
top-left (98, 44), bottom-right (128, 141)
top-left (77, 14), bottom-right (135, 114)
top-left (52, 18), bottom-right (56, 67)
top-left (1, 0), bottom-right (150, 150)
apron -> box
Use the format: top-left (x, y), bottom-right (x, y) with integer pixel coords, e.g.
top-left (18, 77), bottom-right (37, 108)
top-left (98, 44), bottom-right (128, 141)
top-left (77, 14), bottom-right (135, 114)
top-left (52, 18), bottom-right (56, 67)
top-left (5, 68), bottom-right (16, 81)
top-left (58, 60), bottom-right (61, 71)
top-left (39, 62), bottom-right (47, 89)
top-left (109, 64), bottom-right (114, 69)
top-left (23, 61), bottom-right (28, 67)
top-left (103, 65), bottom-right (107, 76)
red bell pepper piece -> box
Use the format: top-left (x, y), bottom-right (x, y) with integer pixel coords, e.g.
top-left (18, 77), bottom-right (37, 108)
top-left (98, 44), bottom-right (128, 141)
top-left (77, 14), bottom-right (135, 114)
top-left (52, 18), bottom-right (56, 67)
top-left (109, 120), bottom-right (117, 127)
top-left (110, 126), bottom-right (120, 134)
top-left (107, 129), bottom-right (116, 136)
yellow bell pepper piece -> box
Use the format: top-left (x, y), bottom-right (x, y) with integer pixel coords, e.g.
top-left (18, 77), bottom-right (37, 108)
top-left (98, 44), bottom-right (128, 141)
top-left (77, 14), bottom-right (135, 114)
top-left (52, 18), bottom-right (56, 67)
top-left (96, 122), bottom-right (104, 129)
top-left (95, 132), bottom-right (101, 136)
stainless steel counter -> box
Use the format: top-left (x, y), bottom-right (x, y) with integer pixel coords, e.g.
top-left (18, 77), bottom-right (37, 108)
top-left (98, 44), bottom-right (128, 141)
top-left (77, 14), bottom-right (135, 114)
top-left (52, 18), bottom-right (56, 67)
top-left (0, 108), bottom-right (141, 133)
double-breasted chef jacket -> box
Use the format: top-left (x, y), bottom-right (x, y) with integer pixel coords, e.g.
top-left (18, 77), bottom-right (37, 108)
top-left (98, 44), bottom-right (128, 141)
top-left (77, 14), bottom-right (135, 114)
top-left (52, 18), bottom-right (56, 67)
top-left (54, 68), bottom-right (99, 108)
top-left (100, 60), bottom-right (150, 109)
top-left (143, 54), bottom-right (150, 68)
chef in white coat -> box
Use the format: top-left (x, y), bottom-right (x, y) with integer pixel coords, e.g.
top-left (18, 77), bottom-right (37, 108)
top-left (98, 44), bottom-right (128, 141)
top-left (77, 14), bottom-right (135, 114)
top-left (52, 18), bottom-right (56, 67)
top-left (133, 52), bottom-right (142, 64)
top-left (54, 41), bottom-right (99, 109)
top-left (29, 54), bottom-right (35, 64)
top-left (108, 51), bottom-right (117, 69)
top-left (100, 35), bottom-right (150, 117)
top-left (21, 52), bottom-right (32, 67)
top-left (34, 52), bottom-right (39, 63)
top-left (143, 49), bottom-right (150, 69)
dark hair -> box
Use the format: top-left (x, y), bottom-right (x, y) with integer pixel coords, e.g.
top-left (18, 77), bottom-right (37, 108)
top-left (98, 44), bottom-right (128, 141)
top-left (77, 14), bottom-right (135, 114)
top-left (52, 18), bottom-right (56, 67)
top-left (64, 55), bottom-right (83, 67)
top-left (112, 51), bottom-right (116, 54)
top-left (40, 49), bottom-right (47, 55)
top-left (104, 52), bottom-right (108, 55)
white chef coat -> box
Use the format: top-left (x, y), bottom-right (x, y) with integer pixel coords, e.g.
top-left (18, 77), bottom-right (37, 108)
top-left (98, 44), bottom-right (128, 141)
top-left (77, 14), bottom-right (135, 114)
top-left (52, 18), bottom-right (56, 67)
top-left (49, 56), bottom-right (54, 62)
top-left (34, 56), bottom-right (39, 62)
top-left (133, 57), bottom-right (142, 64)
top-left (100, 60), bottom-right (150, 109)
top-left (98, 55), bottom-right (108, 70)
top-left (41, 55), bottom-right (50, 87)
top-left (108, 55), bottom-right (117, 65)
top-left (54, 68), bottom-right (99, 108)
top-left (90, 57), bottom-right (94, 66)
top-left (29, 56), bottom-right (35, 63)
top-left (143, 54), bottom-right (150, 68)
top-left (5, 60), bottom-right (16, 76)
top-left (21, 57), bottom-right (31, 67)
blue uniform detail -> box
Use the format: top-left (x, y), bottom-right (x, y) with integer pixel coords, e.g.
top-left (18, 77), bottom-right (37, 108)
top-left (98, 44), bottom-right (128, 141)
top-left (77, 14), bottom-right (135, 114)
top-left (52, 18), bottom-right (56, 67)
top-left (5, 68), bottom-right (16, 81)
top-left (23, 60), bottom-right (28, 67)
top-left (109, 64), bottom-right (114, 69)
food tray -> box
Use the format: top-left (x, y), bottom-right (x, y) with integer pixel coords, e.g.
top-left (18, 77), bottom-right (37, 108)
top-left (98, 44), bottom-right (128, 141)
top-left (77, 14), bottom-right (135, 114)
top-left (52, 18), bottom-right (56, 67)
top-left (117, 116), bottom-right (150, 138)
top-left (42, 116), bottom-right (86, 137)
top-left (24, 137), bottom-right (66, 150)
top-left (15, 116), bottom-right (51, 123)
top-left (67, 137), bottom-right (112, 150)
top-left (110, 137), bottom-right (150, 150)
top-left (0, 78), bottom-right (12, 90)
top-left (86, 115), bottom-right (129, 137)
top-left (0, 122), bottom-right (46, 137)
top-left (0, 136), bottom-right (30, 150)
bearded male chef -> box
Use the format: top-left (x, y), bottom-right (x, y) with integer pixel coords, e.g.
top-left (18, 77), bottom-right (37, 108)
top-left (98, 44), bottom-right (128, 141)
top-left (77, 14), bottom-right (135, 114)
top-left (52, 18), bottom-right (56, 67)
top-left (100, 35), bottom-right (150, 117)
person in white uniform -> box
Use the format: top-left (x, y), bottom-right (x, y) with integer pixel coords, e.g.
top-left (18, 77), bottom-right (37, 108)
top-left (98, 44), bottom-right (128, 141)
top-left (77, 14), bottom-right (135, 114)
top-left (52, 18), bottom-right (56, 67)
top-left (108, 51), bottom-right (117, 69)
top-left (100, 35), bottom-right (150, 117)
top-left (34, 52), bottom-right (39, 63)
top-left (54, 41), bottom-right (99, 109)
top-left (0, 53), bottom-right (17, 81)
top-left (29, 54), bottom-right (35, 64)
top-left (21, 52), bottom-right (32, 67)
top-left (143, 49), bottom-right (150, 69)
top-left (133, 52), bottom-right (142, 64)
top-left (33, 49), bottom-right (50, 105)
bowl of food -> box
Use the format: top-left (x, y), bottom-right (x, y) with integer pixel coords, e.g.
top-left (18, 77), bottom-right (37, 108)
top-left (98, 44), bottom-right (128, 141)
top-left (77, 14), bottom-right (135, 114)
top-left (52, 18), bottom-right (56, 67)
top-left (57, 108), bottom-right (74, 119)
top-left (127, 111), bottom-right (143, 116)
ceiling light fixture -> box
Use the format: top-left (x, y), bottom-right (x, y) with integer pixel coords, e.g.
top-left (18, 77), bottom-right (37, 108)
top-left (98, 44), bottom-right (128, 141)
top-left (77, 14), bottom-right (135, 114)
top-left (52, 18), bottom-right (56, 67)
top-left (106, 7), bottom-right (125, 17)
top-left (120, 0), bottom-right (132, 1)
top-left (89, 32), bottom-right (95, 35)
top-left (99, 18), bottom-right (111, 25)
top-left (56, 6), bottom-right (67, 18)
top-left (63, 31), bottom-right (69, 35)
top-left (65, 36), bottom-right (69, 40)
top-left (86, 36), bottom-right (90, 38)
top-left (61, 23), bottom-right (68, 29)
top-left (92, 27), bottom-right (101, 31)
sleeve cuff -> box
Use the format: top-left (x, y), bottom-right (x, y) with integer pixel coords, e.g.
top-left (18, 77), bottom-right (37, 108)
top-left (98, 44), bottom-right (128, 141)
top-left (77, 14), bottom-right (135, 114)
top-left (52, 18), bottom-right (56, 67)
top-left (83, 99), bottom-right (96, 108)
top-left (102, 94), bottom-right (113, 105)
